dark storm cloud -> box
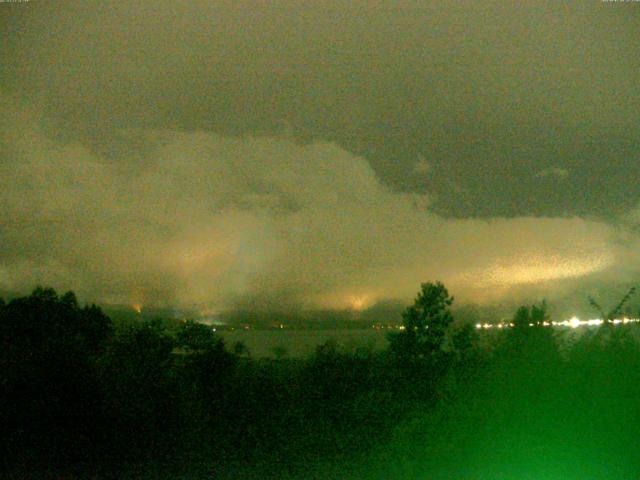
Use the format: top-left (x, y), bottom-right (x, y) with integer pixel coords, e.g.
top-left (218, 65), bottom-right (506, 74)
top-left (2, 0), bottom-right (639, 218)
top-left (1, 1), bottom-right (639, 310)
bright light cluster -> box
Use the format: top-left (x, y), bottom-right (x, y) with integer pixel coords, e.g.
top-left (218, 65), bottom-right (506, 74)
top-left (475, 317), bottom-right (640, 330)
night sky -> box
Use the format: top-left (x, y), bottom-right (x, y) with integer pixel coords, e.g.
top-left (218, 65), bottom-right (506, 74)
top-left (1, 1), bottom-right (639, 313)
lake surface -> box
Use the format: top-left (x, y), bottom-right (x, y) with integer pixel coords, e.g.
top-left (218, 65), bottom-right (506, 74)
top-left (219, 329), bottom-right (390, 358)
top-left (219, 323), bottom-right (640, 358)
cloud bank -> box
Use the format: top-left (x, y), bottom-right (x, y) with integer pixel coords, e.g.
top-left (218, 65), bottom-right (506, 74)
top-left (1, 97), bottom-right (636, 311)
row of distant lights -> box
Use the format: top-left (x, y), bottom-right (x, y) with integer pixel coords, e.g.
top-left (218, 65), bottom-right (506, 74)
top-left (475, 317), bottom-right (640, 330)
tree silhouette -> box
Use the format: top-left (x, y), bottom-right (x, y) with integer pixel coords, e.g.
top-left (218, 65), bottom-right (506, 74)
top-left (513, 305), bottom-right (531, 329)
top-left (503, 301), bottom-right (559, 371)
top-left (531, 300), bottom-right (548, 324)
top-left (389, 281), bottom-right (454, 361)
top-left (451, 321), bottom-right (478, 358)
top-left (174, 320), bottom-right (236, 439)
top-left (97, 319), bottom-right (177, 459)
top-left (0, 287), bottom-right (113, 466)
top-left (588, 287), bottom-right (636, 326)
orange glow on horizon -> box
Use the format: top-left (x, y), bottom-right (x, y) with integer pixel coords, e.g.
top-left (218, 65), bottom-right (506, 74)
top-left (350, 295), bottom-right (371, 311)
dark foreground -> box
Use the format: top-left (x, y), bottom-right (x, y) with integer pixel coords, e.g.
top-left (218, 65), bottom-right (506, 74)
top-left (2, 288), bottom-right (640, 479)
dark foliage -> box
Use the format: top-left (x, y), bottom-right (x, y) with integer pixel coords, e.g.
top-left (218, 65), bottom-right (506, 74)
top-left (0, 287), bottom-right (113, 470)
top-left (3, 285), bottom-right (640, 479)
top-left (388, 281), bottom-right (454, 362)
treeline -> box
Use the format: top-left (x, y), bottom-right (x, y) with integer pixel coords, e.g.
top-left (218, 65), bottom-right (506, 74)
top-left (2, 284), bottom-right (640, 479)
top-left (0, 285), bottom-right (474, 479)
top-left (370, 308), bottom-right (640, 479)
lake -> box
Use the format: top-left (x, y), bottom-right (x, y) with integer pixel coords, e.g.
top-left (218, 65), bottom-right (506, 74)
top-left (219, 329), bottom-right (391, 358)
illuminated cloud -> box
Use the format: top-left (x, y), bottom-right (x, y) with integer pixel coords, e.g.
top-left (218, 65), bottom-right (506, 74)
top-left (1, 1), bottom-right (638, 312)
top-left (0, 97), bottom-right (628, 310)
